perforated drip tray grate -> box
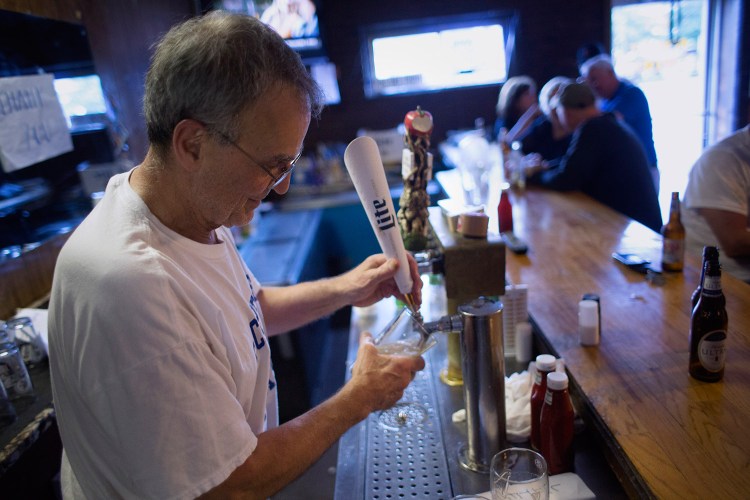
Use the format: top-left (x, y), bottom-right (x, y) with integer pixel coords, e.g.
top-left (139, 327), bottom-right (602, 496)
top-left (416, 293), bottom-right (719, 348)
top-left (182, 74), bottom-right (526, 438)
top-left (364, 361), bottom-right (453, 499)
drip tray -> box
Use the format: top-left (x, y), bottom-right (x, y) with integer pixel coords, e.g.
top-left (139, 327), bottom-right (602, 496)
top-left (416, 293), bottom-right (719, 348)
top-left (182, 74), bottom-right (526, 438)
top-left (364, 363), bottom-right (453, 499)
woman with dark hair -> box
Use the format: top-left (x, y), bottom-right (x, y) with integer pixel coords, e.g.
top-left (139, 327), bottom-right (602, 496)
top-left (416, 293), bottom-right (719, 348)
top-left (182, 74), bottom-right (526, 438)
top-left (494, 75), bottom-right (539, 143)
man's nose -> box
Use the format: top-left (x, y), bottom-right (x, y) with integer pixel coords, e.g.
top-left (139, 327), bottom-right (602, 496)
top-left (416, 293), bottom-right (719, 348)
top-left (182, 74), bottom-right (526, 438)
top-left (272, 173), bottom-right (293, 195)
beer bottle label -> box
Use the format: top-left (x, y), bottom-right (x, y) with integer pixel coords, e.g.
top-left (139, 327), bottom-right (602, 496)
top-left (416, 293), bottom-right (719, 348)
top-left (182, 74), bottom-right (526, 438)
top-left (662, 238), bottom-right (684, 264)
top-left (698, 330), bottom-right (727, 372)
top-left (703, 275), bottom-right (722, 294)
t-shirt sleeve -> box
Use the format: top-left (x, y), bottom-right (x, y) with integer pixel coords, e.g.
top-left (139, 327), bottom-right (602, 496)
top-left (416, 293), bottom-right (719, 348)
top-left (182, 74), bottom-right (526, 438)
top-left (685, 147), bottom-right (749, 216)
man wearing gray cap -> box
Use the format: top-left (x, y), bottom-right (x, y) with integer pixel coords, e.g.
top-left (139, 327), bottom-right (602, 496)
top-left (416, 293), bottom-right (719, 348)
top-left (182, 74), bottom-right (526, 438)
top-left (525, 83), bottom-right (662, 232)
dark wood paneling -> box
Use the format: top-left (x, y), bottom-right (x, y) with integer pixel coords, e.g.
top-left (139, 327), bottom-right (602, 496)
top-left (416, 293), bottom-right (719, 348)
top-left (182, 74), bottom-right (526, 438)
top-left (78, 0), bottom-right (196, 163)
top-left (0, 0), bottom-right (82, 24)
top-left (0, 232), bottom-right (69, 319)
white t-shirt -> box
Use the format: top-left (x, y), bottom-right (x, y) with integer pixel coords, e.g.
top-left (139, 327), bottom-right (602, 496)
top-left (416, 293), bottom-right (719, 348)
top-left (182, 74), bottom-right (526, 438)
top-left (49, 171), bottom-right (276, 499)
top-left (682, 126), bottom-right (750, 282)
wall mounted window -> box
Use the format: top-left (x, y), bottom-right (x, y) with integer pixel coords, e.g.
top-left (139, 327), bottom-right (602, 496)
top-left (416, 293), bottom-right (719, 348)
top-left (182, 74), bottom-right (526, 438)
top-left (361, 12), bottom-right (517, 98)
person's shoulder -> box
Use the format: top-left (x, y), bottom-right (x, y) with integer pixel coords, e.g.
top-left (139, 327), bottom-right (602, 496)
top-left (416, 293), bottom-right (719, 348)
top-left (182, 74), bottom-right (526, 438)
top-left (596, 111), bottom-right (633, 133)
top-left (702, 127), bottom-right (750, 156)
top-left (720, 125), bottom-right (750, 150)
top-left (617, 80), bottom-right (648, 100)
top-left (581, 113), bottom-right (617, 133)
top-left (589, 113), bottom-right (647, 154)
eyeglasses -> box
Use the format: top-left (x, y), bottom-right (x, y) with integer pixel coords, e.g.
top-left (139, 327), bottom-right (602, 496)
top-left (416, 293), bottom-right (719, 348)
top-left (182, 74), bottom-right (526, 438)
top-left (212, 128), bottom-right (302, 188)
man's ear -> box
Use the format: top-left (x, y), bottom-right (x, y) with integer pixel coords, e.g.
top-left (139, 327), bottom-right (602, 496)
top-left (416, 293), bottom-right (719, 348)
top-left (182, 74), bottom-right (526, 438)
top-left (172, 119), bottom-right (207, 171)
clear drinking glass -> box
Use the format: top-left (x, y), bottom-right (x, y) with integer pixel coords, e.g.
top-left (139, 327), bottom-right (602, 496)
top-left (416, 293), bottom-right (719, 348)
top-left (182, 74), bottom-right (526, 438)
top-left (0, 325), bottom-right (35, 400)
top-left (491, 448), bottom-right (549, 500)
top-left (373, 306), bottom-right (435, 430)
top-left (373, 306), bottom-right (436, 356)
top-left (5, 317), bottom-right (46, 365)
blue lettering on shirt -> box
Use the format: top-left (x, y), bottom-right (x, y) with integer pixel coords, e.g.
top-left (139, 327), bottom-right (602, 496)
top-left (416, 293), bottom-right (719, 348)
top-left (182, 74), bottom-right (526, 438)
top-left (250, 318), bottom-right (265, 350)
top-left (245, 274), bottom-right (267, 351)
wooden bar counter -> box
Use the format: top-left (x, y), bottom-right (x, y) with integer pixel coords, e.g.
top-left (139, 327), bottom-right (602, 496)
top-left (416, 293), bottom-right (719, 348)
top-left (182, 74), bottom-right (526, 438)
top-left (502, 186), bottom-right (750, 499)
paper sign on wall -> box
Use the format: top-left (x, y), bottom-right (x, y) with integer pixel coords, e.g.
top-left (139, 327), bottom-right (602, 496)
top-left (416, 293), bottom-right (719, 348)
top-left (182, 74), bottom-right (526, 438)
top-left (0, 74), bottom-right (73, 173)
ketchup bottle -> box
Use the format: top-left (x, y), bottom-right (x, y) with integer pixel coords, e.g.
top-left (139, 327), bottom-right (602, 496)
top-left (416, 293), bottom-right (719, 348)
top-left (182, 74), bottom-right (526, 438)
top-left (539, 371), bottom-right (575, 475)
top-left (530, 354), bottom-right (556, 451)
top-left (498, 185), bottom-right (513, 234)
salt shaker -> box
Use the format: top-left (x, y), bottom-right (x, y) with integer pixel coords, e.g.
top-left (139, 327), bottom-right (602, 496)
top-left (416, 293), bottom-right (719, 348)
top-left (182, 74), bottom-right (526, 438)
top-left (578, 300), bottom-right (600, 346)
top-left (514, 321), bottom-right (533, 364)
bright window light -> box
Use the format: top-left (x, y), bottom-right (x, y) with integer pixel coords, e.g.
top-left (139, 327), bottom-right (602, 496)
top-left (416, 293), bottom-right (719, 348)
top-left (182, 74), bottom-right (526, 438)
top-left (365, 20), bottom-right (509, 97)
top-left (53, 75), bottom-right (107, 126)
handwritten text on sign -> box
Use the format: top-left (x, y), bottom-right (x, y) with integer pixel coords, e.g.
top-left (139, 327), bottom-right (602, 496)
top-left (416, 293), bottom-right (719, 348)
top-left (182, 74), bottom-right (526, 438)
top-left (0, 74), bottom-right (73, 173)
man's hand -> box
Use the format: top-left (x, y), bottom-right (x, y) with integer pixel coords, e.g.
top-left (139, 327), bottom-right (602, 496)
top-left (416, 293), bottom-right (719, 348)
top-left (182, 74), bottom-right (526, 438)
top-left (257, 253), bottom-right (422, 336)
top-left (339, 253), bottom-right (423, 309)
top-left (348, 332), bottom-right (426, 415)
top-left (202, 332), bottom-right (425, 500)
top-left (522, 153), bottom-right (548, 177)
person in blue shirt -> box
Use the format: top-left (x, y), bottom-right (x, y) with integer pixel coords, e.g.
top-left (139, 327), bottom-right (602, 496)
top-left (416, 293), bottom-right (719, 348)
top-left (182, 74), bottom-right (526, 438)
top-left (580, 55), bottom-right (659, 189)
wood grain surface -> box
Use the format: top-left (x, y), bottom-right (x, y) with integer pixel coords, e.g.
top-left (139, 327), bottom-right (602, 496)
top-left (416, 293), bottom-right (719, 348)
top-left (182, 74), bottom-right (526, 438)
top-left (0, 233), bottom-right (69, 319)
top-left (503, 187), bottom-right (750, 499)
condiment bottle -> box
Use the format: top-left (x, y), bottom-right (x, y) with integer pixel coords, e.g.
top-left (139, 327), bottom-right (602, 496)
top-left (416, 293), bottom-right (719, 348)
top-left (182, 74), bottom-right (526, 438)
top-left (498, 184), bottom-right (513, 234)
top-left (661, 191), bottom-right (686, 272)
top-left (691, 246), bottom-right (720, 310)
top-left (689, 251), bottom-right (728, 382)
top-left (530, 354), bottom-right (556, 451)
top-left (539, 371), bottom-right (575, 475)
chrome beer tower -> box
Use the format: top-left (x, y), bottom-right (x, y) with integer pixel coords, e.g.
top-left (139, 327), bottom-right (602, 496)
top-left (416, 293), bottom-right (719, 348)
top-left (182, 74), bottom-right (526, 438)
top-left (422, 298), bottom-right (506, 473)
top-left (414, 206), bottom-right (508, 473)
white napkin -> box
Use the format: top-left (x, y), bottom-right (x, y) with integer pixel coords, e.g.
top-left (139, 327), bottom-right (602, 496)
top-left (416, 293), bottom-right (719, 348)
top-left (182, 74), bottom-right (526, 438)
top-left (505, 369), bottom-right (532, 442)
top-left (451, 369), bottom-right (533, 441)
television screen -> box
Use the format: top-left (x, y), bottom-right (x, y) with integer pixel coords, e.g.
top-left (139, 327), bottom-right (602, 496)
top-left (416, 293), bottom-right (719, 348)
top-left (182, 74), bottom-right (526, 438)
top-left (213, 0), bottom-right (323, 58)
top-left (211, 0), bottom-right (340, 104)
